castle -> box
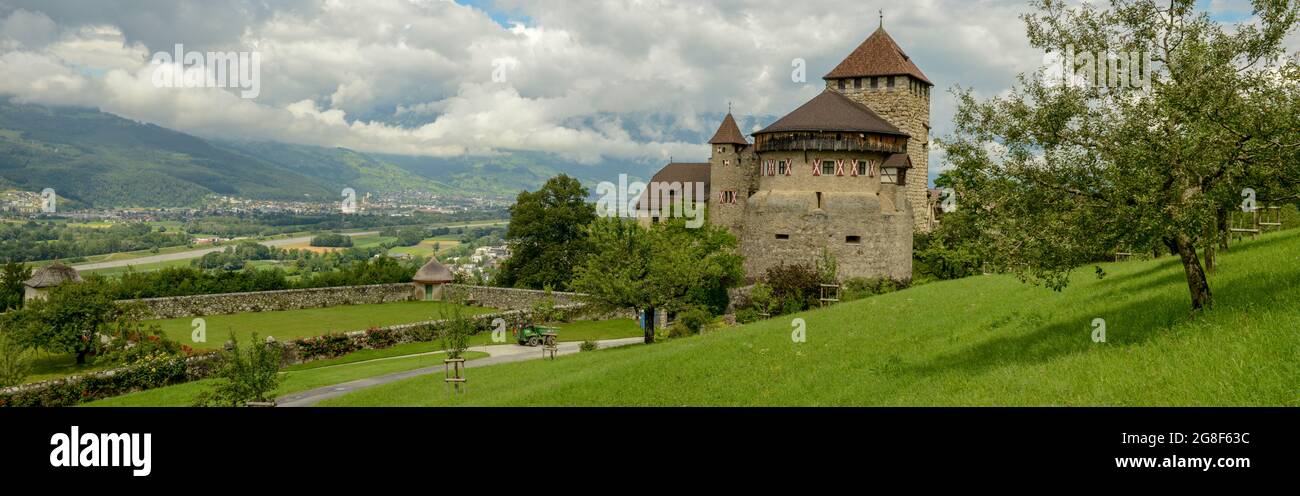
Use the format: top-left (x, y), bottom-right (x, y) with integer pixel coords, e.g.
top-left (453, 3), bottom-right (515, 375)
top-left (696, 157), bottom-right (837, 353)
top-left (645, 25), bottom-right (932, 282)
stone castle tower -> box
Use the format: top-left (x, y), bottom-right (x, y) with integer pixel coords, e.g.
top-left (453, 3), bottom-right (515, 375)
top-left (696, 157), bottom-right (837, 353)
top-left (823, 26), bottom-right (932, 231)
top-left (645, 24), bottom-right (929, 283)
top-left (708, 113), bottom-right (755, 237)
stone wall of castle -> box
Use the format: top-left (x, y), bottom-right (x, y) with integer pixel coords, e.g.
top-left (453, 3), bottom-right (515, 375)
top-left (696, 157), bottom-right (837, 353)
top-left (833, 76), bottom-right (931, 232)
top-left (735, 150), bottom-right (914, 282)
top-left (121, 283), bottom-right (587, 320)
top-left (708, 143), bottom-right (756, 237)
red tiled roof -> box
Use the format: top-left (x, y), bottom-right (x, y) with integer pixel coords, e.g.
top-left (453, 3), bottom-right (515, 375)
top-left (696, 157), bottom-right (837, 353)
top-left (824, 27), bottom-right (932, 86)
top-left (709, 113), bottom-right (749, 145)
top-left (753, 89), bottom-right (907, 137)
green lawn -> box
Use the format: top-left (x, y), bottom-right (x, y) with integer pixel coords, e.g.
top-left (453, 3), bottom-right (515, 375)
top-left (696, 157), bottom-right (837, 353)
top-left (83, 351), bottom-right (488, 407)
top-left (323, 229), bottom-right (1300, 407)
top-left (151, 300), bottom-right (496, 350)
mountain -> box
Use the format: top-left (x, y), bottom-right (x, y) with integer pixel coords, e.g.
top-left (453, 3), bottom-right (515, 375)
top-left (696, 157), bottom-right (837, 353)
top-left (0, 100), bottom-right (662, 208)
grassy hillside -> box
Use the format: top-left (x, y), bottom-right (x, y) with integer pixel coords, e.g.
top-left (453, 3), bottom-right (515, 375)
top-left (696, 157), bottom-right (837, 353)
top-left (324, 229), bottom-right (1300, 407)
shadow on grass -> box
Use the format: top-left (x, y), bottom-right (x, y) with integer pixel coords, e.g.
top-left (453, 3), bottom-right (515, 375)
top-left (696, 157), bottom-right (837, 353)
top-left (902, 258), bottom-right (1299, 379)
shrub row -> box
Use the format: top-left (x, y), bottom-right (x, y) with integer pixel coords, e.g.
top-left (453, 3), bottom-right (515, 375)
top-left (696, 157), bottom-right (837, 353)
top-left (0, 352), bottom-right (220, 407)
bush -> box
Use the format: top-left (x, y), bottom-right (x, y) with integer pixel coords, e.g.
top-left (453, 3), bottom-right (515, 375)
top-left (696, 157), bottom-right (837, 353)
top-left (841, 277), bottom-right (907, 302)
top-left (735, 308), bottom-right (762, 324)
top-left (531, 297), bottom-right (561, 324)
top-left (0, 353), bottom-right (213, 407)
top-left (764, 263), bottom-right (823, 314)
top-left (95, 315), bottom-right (183, 366)
top-left (675, 306), bottom-right (712, 334)
top-left (0, 330), bottom-right (30, 388)
top-left (666, 322), bottom-right (694, 339)
top-left (193, 333), bottom-right (284, 407)
top-left (579, 340), bottom-right (598, 352)
top-left (438, 308), bottom-right (476, 360)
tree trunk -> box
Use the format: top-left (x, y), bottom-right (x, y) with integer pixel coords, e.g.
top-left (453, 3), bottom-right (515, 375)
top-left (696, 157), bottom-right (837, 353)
top-left (1204, 229), bottom-right (1216, 273)
top-left (1170, 235), bottom-right (1213, 311)
top-left (1216, 208), bottom-right (1230, 251)
top-left (643, 307), bottom-right (656, 344)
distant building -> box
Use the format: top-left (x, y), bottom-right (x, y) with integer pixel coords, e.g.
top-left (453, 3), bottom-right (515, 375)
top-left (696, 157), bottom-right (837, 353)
top-left (23, 263), bottom-right (83, 305)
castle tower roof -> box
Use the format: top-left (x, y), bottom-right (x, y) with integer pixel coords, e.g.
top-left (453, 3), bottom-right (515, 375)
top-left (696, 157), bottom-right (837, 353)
top-left (708, 113), bottom-right (749, 145)
top-left (823, 27), bottom-right (931, 86)
top-left (753, 89), bottom-right (908, 137)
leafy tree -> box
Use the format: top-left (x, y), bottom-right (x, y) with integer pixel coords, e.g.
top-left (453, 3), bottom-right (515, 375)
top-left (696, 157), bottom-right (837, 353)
top-left (497, 174), bottom-right (596, 291)
top-left (572, 217), bottom-right (744, 343)
top-left (193, 333), bottom-right (283, 407)
top-left (941, 0), bottom-right (1300, 310)
top-left (0, 325), bottom-right (31, 387)
top-left (0, 261), bottom-right (32, 312)
top-left (13, 282), bottom-right (121, 364)
top-left (309, 233), bottom-right (353, 247)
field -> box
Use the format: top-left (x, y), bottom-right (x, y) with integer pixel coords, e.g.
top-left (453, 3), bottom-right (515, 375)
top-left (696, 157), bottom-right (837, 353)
top-left (387, 237), bottom-right (460, 257)
top-left (149, 300), bottom-right (497, 350)
top-left (321, 229), bottom-right (1300, 407)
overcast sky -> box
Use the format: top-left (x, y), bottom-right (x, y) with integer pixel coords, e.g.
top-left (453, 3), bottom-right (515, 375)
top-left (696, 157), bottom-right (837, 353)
top-left (0, 0), bottom-right (1293, 182)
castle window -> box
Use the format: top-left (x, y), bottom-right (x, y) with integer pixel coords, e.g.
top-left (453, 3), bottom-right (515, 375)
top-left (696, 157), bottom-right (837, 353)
top-left (881, 167), bottom-right (900, 184)
top-left (855, 160), bottom-right (869, 176)
top-left (871, 77), bottom-right (879, 89)
top-left (816, 192), bottom-right (823, 209)
top-left (821, 160), bottom-right (836, 176)
top-left (838, 79), bottom-right (846, 90)
top-left (775, 234), bottom-right (790, 240)
top-left (720, 190), bottom-right (738, 204)
top-left (777, 160), bottom-right (788, 175)
top-left (888, 77), bottom-right (896, 88)
top-left (854, 78), bottom-right (862, 89)
top-left (846, 236), bottom-right (862, 244)
top-left (718, 146), bottom-right (725, 153)
top-left (723, 159), bottom-right (730, 166)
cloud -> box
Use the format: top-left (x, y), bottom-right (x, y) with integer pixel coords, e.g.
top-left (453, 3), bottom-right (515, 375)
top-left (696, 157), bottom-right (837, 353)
top-left (0, 0), bottom-right (1290, 181)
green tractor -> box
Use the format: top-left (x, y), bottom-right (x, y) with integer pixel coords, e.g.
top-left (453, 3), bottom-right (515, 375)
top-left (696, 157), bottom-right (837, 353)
top-left (515, 323), bottom-right (558, 347)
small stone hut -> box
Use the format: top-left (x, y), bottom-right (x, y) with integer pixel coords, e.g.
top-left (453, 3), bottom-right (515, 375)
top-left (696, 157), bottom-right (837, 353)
top-left (23, 262), bottom-right (83, 305)
top-left (412, 257), bottom-right (454, 301)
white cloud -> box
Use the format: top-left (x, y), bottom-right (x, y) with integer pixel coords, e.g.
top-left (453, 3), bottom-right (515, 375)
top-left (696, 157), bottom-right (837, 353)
top-left (1, 0), bottom-right (1289, 181)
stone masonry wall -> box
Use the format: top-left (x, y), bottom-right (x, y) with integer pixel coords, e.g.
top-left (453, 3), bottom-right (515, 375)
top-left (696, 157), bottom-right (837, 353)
top-left (833, 76), bottom-right (931, 232)
top-left (444, 284), bottom-right (585, 311)
top-left (124, 283), bottom-right (418, 320)
top-left (122, 283), bottom-right (587, 320)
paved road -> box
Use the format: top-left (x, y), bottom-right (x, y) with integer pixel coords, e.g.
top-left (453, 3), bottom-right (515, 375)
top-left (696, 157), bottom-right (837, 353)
top-left (275, 337), bottom-right (644, 407)
top-left (70, 232), bottom-right (380, 271)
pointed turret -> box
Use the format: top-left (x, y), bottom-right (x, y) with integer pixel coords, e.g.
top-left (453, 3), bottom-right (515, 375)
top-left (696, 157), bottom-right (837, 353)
top-left (824, 26), bottom-right (931, 86)
top-left (708, 113), bottom-right (749, 146)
